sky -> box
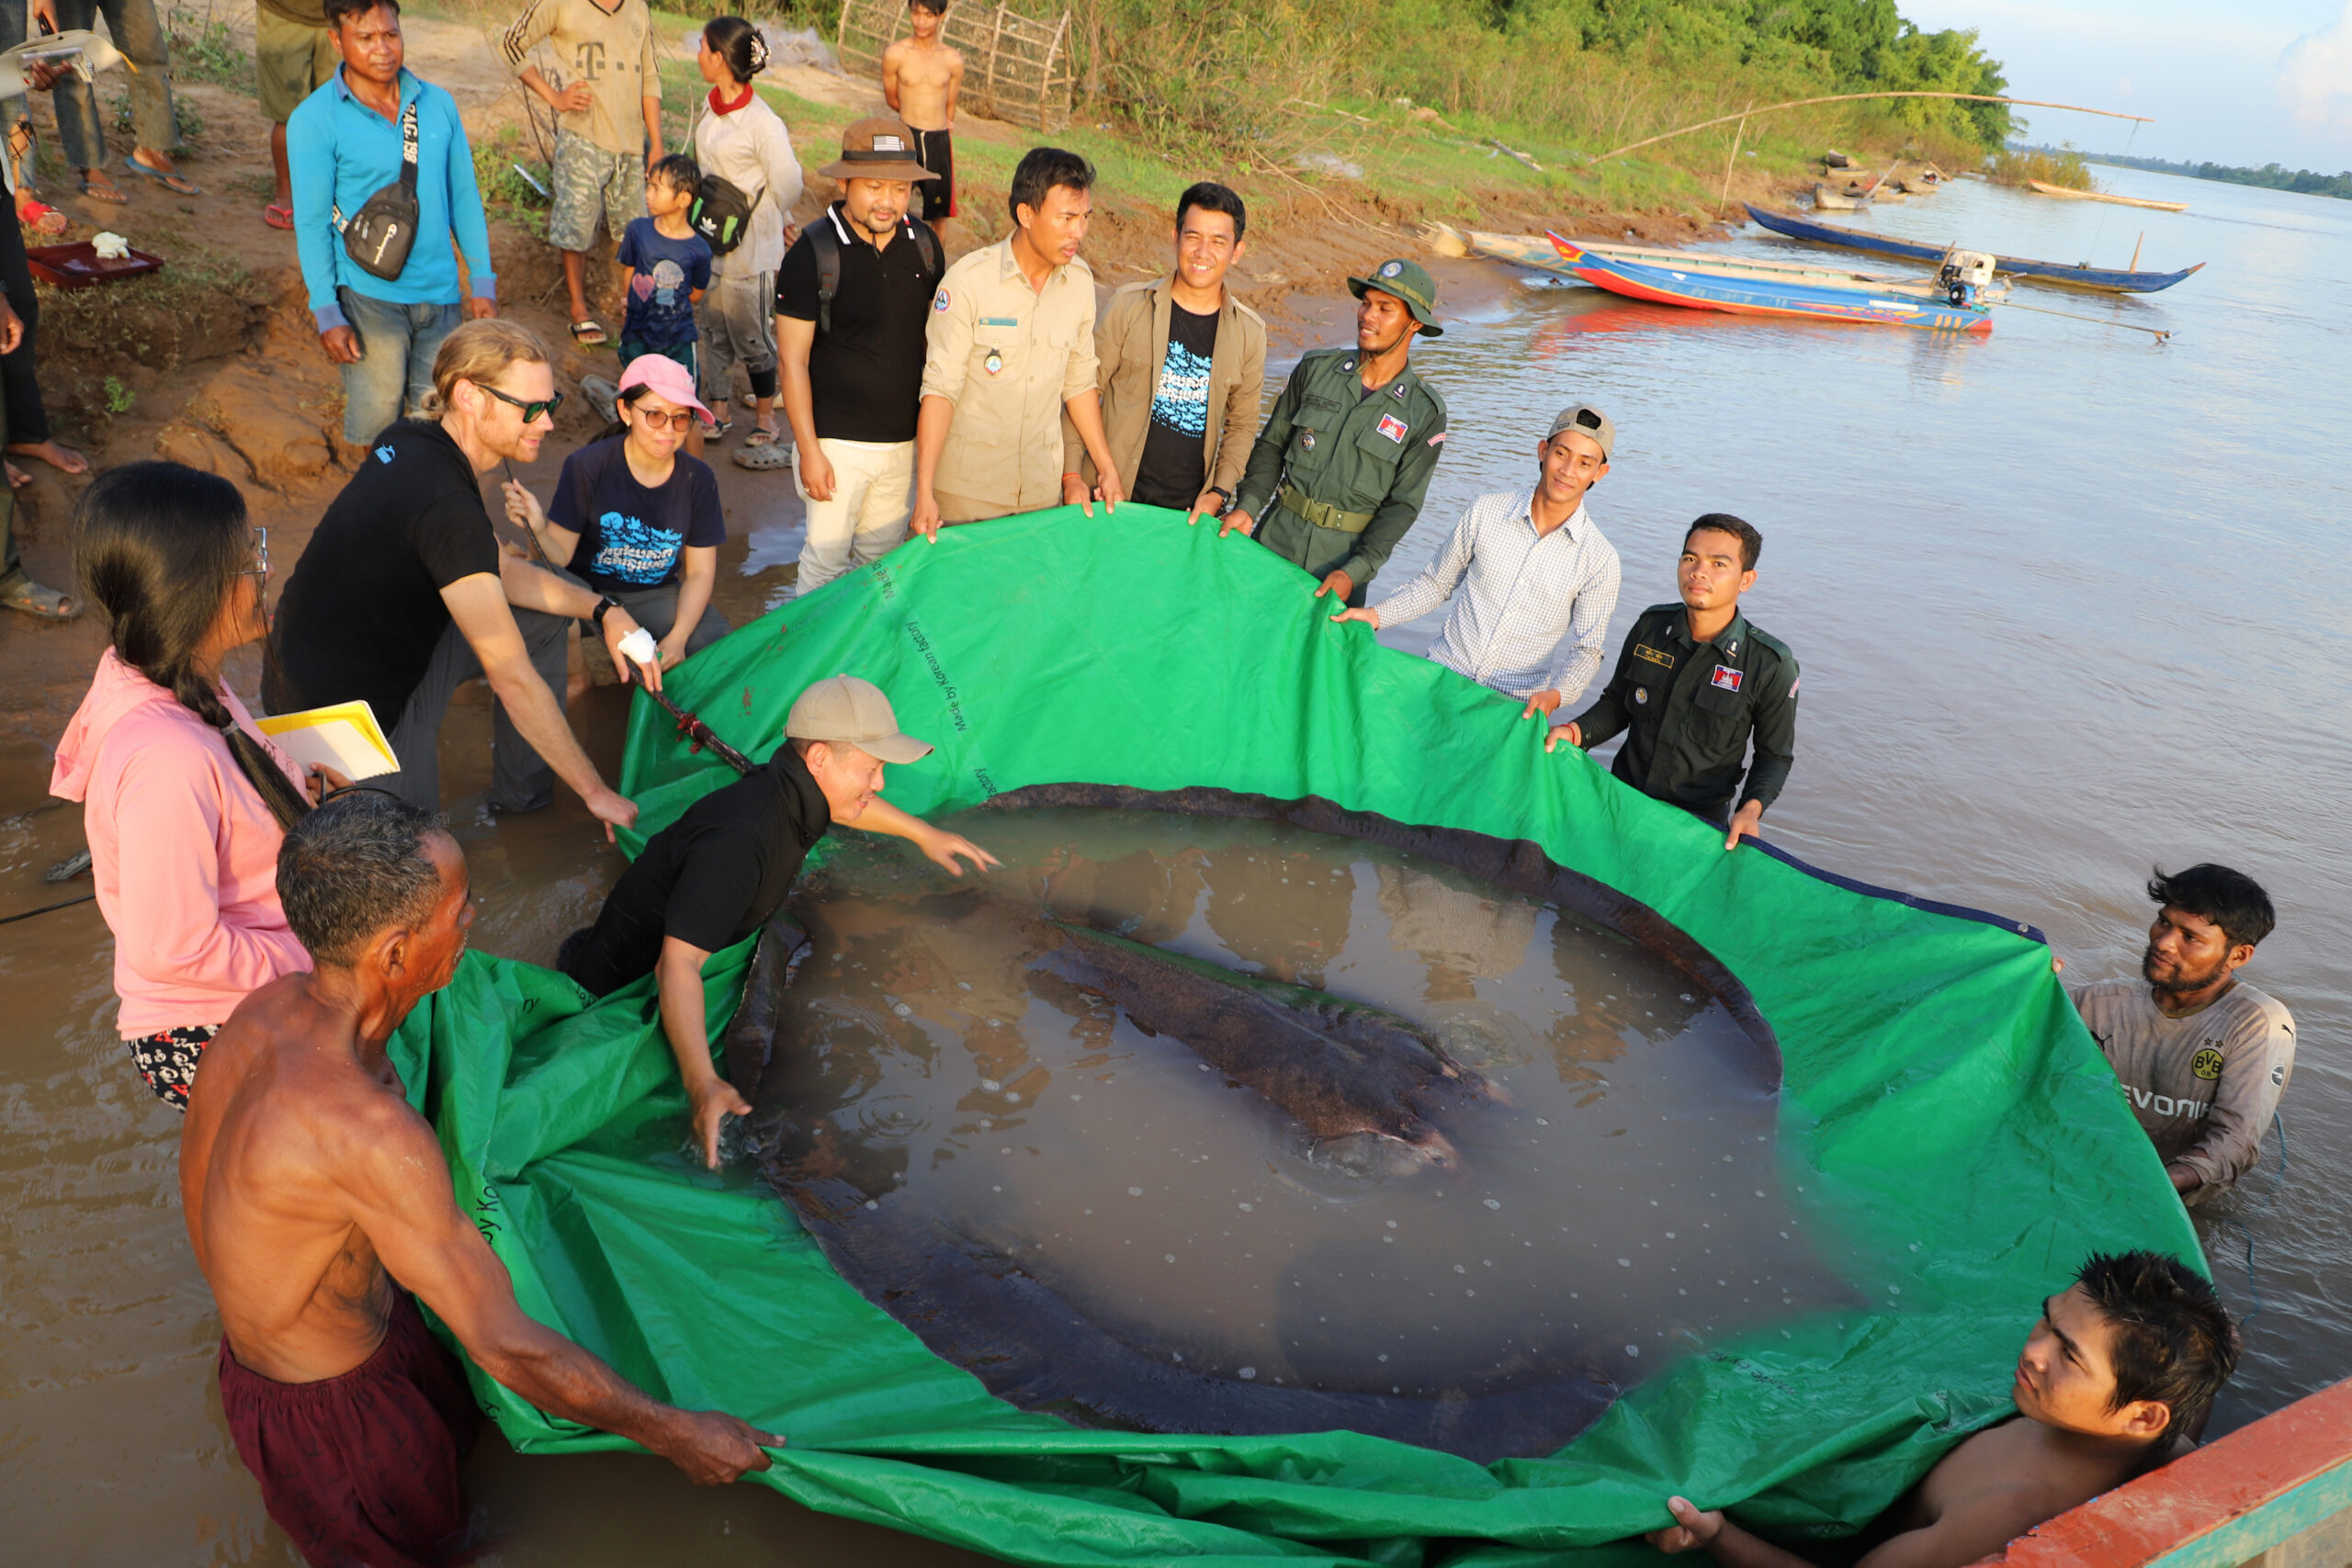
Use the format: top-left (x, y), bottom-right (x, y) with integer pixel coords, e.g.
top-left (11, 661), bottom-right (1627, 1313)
top-left (1897, 0), bottom-right (2352, 170)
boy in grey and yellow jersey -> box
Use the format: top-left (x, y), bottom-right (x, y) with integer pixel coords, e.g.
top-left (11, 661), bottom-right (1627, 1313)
top-left (2066, 863), bottom-right (2294, 1204)
top-left (1222, 258), bottom-right (1448, 608)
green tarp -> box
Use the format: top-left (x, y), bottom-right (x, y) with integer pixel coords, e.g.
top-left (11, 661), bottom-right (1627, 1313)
top-left (390, 505), bottom-right (2199, 1565)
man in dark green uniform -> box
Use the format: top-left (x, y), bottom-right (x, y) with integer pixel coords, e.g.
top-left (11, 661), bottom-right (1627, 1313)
top-left (1217, 258), bottom-right (1448, 606)
top-left (1547, 513), bottom-right (1797, 851)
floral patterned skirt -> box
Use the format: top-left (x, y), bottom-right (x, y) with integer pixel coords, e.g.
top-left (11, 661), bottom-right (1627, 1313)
top-left (122, 1023), bottom-right (220, 1111)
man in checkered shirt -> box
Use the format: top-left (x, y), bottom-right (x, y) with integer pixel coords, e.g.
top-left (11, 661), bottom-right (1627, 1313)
top-left (1330, 402), bottom-right (1621, 719)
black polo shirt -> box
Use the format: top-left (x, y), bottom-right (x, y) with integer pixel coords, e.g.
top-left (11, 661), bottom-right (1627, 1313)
top-left (775, 205), bottom-right (943, 444)
top-left (266, 420), bottom-right (498, 722)
top-left (561, 747), bottom-right (832, 998)
top-left (1568, 603), bottom-right (1799, 821)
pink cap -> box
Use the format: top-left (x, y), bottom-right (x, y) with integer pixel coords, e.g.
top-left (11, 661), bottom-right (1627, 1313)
top-left (616, 354), bottom-right (712, 421)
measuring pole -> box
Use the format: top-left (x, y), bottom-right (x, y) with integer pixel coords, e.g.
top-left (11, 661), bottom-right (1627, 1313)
top-left (1720, 102), bottom-right (1751, 209)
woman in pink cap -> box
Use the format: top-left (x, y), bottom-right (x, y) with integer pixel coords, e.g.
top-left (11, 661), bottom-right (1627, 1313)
top-left (503, 354), bottom-right (730, 673)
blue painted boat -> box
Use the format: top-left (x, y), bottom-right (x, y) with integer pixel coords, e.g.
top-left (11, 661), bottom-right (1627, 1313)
top-left (1743, 205), bottom-right (2204, 294)
top-left (1543, 232), bottom-right (1994, 334)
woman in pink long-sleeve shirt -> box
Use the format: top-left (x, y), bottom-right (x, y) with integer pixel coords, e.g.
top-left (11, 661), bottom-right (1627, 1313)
top-left (51, 463), bottom-right (324, 1109)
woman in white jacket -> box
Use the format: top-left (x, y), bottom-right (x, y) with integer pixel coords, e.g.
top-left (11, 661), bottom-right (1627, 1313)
top-left (692, 17), bottom-right (801, 458)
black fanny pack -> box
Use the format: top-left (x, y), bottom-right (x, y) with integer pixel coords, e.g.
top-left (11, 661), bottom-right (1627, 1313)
top-left (337, 100), bottom-right (421, 282)
top-left (689, 172), bottom-right (760, 257)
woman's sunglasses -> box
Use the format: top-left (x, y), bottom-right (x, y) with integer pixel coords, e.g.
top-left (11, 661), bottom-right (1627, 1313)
top-left (628, 404), bottom-right (697, 433)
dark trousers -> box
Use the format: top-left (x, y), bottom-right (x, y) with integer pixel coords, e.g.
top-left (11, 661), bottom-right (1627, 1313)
top-left (0, 197), bottom-right (49, 445)
top-left (384, 611), bottom-right (571, 813)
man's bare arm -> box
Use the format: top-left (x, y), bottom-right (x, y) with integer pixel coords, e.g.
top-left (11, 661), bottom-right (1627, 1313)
top-left (775, 315), bottom-right (833, 501)
top-left (339, 1096), bottom-right (776, 1480)
top-left (657, 936), bottom-right (748, 1171)
top-left (880, 43), bottom-right (904, 113)
top-left (443, 573), bottom-right (638, 833)
top-left (1647, 1479), bottom-right (2056, 1568)
top-left (846, 797), bottom-right (999, 876)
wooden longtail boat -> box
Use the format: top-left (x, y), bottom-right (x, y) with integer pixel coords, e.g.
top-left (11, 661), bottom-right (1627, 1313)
top-left (1430, 223), bottom-right (1958, 298)
top-left (1742, 204), bottom-right (2205, 293)
top-left (2027, 178), bottom-right (2188, 211)
top-left (1542, 231), bottom-right (1993, 333)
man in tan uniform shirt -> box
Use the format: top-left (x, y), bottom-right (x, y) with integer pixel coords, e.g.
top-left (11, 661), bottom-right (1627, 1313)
top-left (2066, 863), bottom-right (2294, 1203)
top-left (911, 147), bottom-right (1122, 533)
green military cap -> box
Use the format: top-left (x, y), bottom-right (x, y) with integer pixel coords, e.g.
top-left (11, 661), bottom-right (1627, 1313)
top-left (1347, 258), bottom-right (1443, 337)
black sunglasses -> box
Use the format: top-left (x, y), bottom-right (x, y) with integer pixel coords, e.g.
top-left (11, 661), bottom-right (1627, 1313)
top-left (476, 382), bottom-right (565, 424)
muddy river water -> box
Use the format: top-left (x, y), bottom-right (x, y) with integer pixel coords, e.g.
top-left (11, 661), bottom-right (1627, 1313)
top-left (752, 807), bottom-right (1842, 1460)
top-left (4, 166), bottom-right (2346, 1561)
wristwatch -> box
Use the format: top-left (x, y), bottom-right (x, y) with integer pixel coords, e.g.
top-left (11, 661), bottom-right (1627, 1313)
top-left (591, 595), bottom-right (619, 628)
top-left (1204, 485), bottom-right (1231, 513)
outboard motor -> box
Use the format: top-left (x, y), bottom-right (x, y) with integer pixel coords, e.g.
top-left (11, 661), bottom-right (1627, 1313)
top-left (1939, 249), bottom-right (1996, 307)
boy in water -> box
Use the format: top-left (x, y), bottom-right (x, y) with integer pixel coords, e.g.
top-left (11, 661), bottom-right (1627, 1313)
top-left (1643, 1250), bottom-right (2235, 1568)
top-left (881, 0), bottom-right (963, 222)
top-left (615, 154), bottom-right (714, 378)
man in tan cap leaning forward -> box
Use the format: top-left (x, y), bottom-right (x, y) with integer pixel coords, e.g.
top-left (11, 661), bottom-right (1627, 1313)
top-left (559, 674), bottom-right (998, 1165)
top-left (775, 118), bottom-right (944, 594)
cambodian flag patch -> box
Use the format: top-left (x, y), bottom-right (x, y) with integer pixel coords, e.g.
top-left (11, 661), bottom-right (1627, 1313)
top-left (1710, 665), bottom-right (1743, 692)
top-left (1376, 413), bottom-right (1408, 443)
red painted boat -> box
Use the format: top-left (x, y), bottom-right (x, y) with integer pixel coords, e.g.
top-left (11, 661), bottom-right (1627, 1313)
top-left (1544, 231), bottom-right (1996, 334)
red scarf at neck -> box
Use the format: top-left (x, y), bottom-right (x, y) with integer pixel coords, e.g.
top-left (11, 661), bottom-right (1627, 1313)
top-left (708, 83), bottom-right (754, 116)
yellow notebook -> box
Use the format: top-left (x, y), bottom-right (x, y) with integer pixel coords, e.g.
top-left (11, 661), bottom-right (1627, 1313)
top-left (254, 700), bottom-right (400, 782)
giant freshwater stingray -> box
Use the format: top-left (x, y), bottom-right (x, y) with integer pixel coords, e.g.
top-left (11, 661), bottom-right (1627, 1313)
top-left (725, 784), bottom-right (1856, 1462)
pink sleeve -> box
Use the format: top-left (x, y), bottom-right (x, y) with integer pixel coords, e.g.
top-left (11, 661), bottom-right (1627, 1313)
top-left (107, 746), bottom-right (307, 997)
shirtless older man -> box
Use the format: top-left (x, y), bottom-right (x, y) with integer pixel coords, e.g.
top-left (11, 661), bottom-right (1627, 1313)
top-left (1644, 1250), bottom-right (2234, 1568)
top-left (183, 791), bottom-right (774, 1568)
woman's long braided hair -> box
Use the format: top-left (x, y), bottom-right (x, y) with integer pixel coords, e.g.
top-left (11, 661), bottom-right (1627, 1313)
top-left (74, 462), bottom-right (312, 831)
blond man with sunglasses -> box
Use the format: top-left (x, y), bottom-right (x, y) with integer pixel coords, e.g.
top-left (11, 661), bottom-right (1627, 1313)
top-left (269, 321), bottom-right (662, 831)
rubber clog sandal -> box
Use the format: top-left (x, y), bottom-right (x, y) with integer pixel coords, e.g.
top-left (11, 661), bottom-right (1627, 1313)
top-left (0, 574), bottom-right (79, 620)
top-left (263, 202), bottom-right (294, 231)
top-left (731, 440), bottom-right (793, 471)
top-left (123, 154), bottom-right (201, 197)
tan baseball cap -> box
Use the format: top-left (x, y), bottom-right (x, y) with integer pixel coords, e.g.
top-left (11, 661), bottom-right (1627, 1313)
top-left (818, 118), bottom-right (933, 183)
top-left (1545, 402), bottom-right (1614, 461)
top-left (785, 675), bottom-right (934, 763)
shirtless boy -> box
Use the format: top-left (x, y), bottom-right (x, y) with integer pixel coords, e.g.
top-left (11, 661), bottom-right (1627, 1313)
top-left (183, 791), bottom-right (775, 1568)
top-left (881, 0), bottom-right (964, 221)
top-left (1645, 1250), bottom-right (2234, 1568)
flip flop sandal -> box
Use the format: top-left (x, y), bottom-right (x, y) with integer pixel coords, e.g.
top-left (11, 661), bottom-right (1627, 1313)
top-left (263, 202), bottom-right (294, 231)
top-left (16, 199), bottom-right (65, 235)
top-left (77, 176), bottom-right (127, 205)
top-left (731, 440), bottom-right (793, 471)
top-left (699, 414), bottom-right (731, 439)
top-left (0, 575), bottom-right (78, 620)
top-left (123, 154), bottom-right (201, 197)
top-left (741, 424), bottom-right (782, 447)
top-left (569, 320), bottom-right (610, 346)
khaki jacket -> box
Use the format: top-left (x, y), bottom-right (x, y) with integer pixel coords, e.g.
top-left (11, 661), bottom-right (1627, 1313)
top-left (921, 239), bottom-right (1099, 519)
top-left (1063, 276), bottom-right (1266, 502)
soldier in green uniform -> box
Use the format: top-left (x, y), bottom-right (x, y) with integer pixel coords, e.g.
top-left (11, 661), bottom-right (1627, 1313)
top-left (1217, 258), bottom-right (1448, 606)
top-left (1547, 513), bottom-right (1797, 852)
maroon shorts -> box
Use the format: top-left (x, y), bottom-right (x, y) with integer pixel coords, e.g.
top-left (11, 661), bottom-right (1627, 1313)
top-left (218, 1291), bottom-right (482, 1568)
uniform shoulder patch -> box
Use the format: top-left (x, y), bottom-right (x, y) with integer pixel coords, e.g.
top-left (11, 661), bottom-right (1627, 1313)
top-left (1427, 431), bottom-right (1447, 446)
top-left (933, 287), bottom-right (952, 311)
top-left (1375, 413), bottom-right (1408, 443)
top-left (1709, 665), bottom-right (1744, 693)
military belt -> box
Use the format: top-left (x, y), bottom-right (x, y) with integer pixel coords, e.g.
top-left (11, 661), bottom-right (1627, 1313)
top-left (1279, 484), bottom-right (1374, 535)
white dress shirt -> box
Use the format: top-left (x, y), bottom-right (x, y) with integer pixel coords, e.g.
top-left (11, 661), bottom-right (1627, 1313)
top-left (1371, 488), bottom-right (1621, 702)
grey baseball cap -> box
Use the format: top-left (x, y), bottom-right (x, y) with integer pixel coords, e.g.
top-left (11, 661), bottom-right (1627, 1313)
top-left (785, 675), bottom-right (934, 764)
top-left (1545, 403), bottom-right (1614, 461)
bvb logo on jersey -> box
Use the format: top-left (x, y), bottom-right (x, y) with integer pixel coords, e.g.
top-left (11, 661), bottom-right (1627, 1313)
top-left (2190, 1047), bottom-right (2224, 1081)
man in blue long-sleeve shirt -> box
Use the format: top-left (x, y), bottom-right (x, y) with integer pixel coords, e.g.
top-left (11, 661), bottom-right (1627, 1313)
top-left (288, 0), bottom-right (498, 444)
